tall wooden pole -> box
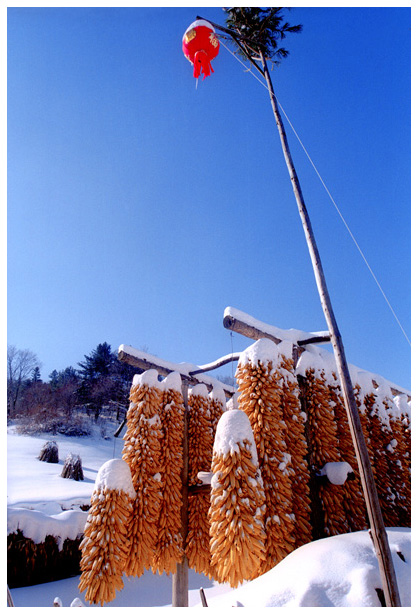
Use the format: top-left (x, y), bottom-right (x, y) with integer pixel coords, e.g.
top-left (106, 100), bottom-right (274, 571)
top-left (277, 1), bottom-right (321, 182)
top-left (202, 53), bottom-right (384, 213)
top-left (172, 381), bottom-right (190, 607)
top-left (259, 51), bottom-right (401, 607)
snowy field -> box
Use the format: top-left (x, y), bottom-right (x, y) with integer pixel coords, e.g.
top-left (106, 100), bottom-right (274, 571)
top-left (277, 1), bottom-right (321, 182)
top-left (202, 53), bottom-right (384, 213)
top-left (7, 424), bottom-right (412, 607)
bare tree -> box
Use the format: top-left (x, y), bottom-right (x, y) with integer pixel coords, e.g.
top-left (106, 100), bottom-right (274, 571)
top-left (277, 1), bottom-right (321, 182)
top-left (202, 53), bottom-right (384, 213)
top-left (7, 345), bottom-right (41, 416)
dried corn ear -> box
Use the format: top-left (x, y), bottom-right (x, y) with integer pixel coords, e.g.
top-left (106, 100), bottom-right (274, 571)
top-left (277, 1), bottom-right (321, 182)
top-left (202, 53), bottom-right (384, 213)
top-left (236, 339), bottom-right (295, 572)
top-left (276, 345), bottom-right (312, 547)
top-left (152, 372), bottom-right (185, 575)
top-left (301, 367), bottom-right (349, 537)
top-left (209, 409), bottom-right (266, 587)
top-left (122, 370), bottom-right (163, 577)
top-left (185, 385), bottom-right (214, 577)
top-left (78, 459), bottom-right (135, 606)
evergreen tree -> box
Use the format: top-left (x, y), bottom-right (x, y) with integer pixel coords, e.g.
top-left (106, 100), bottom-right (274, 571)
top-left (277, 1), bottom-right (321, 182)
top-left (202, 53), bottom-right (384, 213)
top-left (49, 369), bottom-right (60, 390)
top-left (78, 342), bottom-right (115, 380)
top-left (32, 366), bottom-right (41, 383)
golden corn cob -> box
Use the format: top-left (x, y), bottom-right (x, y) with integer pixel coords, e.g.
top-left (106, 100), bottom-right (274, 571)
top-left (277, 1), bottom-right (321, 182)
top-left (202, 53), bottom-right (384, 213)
top-left (78, 460), bottom-right (135, 606)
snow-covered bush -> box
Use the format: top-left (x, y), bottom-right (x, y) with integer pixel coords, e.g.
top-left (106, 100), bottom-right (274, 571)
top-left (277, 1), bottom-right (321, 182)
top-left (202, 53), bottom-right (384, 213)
top-left (16, 414), bottom-right (91, 438)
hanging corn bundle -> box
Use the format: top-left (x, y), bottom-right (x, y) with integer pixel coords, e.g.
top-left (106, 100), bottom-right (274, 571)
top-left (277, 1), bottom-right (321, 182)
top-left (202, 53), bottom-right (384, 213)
top-left (276, 341), bottom-right (312, 548)
top-left (79, 459), bottom-right (136, 606)
top-left (236, 339), bottom-right (295, 572)
top-left (208, 382), bottom-right (226, 438)
top-left (122, 370), bottom-right (163, 577)
top-left (353, 379), bottom-right (373, 458)
top-left (388, 394), bottom-right (411, 526)
top-left (374, 379), bottom-right (405, 527)
top-left (296, 354), bottom-right (349, 538)
top-left (152, 371), bottom-right (185, 575)
top-left (359, 380), bottom-right (395, 526)
top-left (185, 384), bottom-right (214, 577)
top-left (328, 371), bottom-right (367, 532)
top-left (354, 378), bottom-right (376, 465)
top-left (394, 393), bottom-right (411, 525)
top-left (209, 409), bottom-right (266, 587)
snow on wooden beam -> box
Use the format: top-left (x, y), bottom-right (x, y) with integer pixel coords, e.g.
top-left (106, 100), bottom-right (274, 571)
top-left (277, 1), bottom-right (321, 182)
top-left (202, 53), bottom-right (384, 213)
top-left (223, 307), bottom-right (410, 399)
top-left (223, 306), bottom-right (331, 346)
top-left (118, 344), bottom-right (236, 398)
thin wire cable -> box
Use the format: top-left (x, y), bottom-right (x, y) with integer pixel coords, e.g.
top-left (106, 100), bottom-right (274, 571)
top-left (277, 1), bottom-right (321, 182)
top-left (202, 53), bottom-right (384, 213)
top-left (219, 38), bottom-right (411, 346)
top-left (230, 331), bottom-right (237, 392)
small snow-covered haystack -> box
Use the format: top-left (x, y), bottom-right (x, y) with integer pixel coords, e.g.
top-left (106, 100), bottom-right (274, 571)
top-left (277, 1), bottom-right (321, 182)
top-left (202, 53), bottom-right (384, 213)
top-left (185, 384), bottom-right (215, 578)
top-left (122, 370), bottom-right (163, 577)
top-left (209, 409), bottom-right (266, 587)
top-left (78, 459), bottom-right (135, 606)
top-left (151, 372), bottom-right (185, 575)
top-left (38, 440), bottom-right (59, 463)
top-left (61, 453), bottom-right (84, 481)
top-left (235, 339), bottom-right (296, 572)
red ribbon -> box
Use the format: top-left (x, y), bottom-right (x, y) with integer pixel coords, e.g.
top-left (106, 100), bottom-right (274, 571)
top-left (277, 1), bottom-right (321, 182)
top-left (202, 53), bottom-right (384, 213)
top-left (193, 50), bottom-right (214, 80)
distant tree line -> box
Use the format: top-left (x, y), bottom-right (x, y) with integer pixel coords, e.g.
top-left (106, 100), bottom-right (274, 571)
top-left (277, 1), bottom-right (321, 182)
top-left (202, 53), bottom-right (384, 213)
top-left (7, 342), bottom-right (138, 433)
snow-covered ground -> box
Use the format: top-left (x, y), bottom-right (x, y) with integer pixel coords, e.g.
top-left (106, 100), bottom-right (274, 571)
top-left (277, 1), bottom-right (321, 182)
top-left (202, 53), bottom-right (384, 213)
top-left (7, 424), bottom-right (412, 607)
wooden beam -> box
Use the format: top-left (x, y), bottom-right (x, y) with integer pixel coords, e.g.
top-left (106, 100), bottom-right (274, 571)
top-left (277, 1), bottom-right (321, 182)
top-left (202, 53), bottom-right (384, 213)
top-left (118, 345), bottom-right (235, 398)
top-left (189, 352), bottom-right (240, 375)
top-left (223, 311), bottom-right (283, 344)
top-left (223, 310), bottom-right (409, 399)
top-left (223, 311), bottom-right (331, 346)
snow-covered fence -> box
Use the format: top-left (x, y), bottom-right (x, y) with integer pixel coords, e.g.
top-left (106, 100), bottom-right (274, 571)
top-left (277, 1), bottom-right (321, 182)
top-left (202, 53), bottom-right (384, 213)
top-left (7, 508), bottom-right (87, 588)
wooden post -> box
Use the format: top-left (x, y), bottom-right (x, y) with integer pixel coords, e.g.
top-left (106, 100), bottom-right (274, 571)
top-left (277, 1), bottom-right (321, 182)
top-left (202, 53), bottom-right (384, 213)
top-left (172, 382), bottom-right (190, 607)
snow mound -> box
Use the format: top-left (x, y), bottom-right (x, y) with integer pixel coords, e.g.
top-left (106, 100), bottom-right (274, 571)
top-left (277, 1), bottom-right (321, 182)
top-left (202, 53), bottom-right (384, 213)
top-left (94, 459), bottom-right (136, 498)
top-left (132, 368), bottom-right (161, 389)
top-left (237, 338), bottom-right (280, 369)
top-left (207, 528), bottom-right (411, 607)
top-left (319, 461), bottom-right (353, 485)
top-left (213, 409), bottom-right (258, 467)
top-left (7, 507), bottom-right (88, 550)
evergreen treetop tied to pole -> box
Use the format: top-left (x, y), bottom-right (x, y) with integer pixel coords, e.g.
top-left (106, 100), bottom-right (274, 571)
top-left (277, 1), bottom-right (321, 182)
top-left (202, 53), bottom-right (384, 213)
top-left (197, 7), bottom-right (400, 607)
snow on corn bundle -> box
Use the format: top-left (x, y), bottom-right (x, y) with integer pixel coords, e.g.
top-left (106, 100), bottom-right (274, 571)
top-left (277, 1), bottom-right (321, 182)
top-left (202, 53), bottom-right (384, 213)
top-left (209, 409), bottom-right (266, 587)
top-left (122, 370), bottom-right (163, 577)
top-left (78, 459), bottom-right (135, 605)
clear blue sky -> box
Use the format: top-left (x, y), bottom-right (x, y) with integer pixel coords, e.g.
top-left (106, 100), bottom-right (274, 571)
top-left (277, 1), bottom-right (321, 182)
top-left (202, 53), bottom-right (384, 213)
top-left (7, 6), bottom-right (411, 390)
